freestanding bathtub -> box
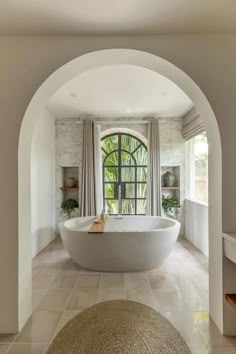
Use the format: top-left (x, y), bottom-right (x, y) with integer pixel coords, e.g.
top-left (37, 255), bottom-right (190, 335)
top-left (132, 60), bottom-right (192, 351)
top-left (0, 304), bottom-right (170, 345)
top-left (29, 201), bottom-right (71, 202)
top-left (60, 216), bottom-right (180, 272)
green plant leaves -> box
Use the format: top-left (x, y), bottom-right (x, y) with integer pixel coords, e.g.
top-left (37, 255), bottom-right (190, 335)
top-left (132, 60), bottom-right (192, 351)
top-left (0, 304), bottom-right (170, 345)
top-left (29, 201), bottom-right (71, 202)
top-left (61, 199), bottom-right (78, 219)
top-left (162, 195), bottom-right (180, 213)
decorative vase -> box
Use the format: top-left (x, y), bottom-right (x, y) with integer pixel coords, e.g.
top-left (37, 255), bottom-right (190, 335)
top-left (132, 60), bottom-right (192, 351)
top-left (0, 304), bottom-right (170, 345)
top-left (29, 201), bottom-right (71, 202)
top-left (163, 171), bottom-right (176, 187)
top-left (65, 177), bottom-right (76, 188)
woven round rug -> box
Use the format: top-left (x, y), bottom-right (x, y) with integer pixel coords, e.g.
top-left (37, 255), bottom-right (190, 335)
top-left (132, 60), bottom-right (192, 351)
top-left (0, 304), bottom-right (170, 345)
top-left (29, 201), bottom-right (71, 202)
top-left (47, 300), bottom-right (190, 354)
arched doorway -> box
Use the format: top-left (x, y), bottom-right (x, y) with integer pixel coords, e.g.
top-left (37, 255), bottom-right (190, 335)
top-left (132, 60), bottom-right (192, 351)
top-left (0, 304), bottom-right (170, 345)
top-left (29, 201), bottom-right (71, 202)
top-left (18, 49), bottom-right (222, 333)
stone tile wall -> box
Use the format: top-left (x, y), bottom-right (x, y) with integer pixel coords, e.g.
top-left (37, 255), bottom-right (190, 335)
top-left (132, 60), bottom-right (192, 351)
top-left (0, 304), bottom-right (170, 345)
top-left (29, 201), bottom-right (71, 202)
top-left (55, 118), bottom-right (185, 236)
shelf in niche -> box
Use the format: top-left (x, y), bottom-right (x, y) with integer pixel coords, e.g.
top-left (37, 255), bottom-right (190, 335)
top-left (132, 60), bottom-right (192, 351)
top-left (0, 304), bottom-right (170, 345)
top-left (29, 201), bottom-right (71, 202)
top-left (225, 294), bottom-right (236, 311)
top-left (161, 187), bottom-right (180, 190)
top-left (60, 166), bottom-right (79, 203)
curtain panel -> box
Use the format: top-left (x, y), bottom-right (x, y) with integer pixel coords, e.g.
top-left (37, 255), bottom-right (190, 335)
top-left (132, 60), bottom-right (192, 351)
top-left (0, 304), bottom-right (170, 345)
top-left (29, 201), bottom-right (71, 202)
top-left (146, 119), bottom-right (161, 216)
top-left (80, 120), bottom-right (103, 216)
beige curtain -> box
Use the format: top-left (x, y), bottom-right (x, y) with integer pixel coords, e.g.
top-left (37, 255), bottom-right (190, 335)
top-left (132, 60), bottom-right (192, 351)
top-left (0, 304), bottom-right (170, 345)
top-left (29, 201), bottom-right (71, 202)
top-left (80, 120), bottom-right (103, 216)
top-left (146, 119), bottom-right (161, 216)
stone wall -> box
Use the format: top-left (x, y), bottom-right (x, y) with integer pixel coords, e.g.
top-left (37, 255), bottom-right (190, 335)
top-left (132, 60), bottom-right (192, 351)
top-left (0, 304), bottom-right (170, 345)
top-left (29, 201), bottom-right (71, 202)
top-left (159, 118), bottom-right (185, 236)
top-left (55, 117), bottom-right (185, 236)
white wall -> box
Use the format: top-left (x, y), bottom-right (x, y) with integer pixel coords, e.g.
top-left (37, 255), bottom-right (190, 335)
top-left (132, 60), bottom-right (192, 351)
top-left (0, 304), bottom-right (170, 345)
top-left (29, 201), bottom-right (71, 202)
top-left (31, 109), bottom-right (56, 257)
top-left (185, 199), bottom-right (208, 257)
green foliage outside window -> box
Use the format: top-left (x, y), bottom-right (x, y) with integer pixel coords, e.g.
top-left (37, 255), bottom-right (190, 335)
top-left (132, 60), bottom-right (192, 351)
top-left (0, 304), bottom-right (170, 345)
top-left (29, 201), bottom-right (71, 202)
top-left (102, 134), bottom-right (147, 214)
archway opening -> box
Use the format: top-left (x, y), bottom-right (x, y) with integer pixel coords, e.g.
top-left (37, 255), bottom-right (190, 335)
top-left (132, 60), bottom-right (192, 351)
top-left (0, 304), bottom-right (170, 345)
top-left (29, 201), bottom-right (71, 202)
top-left (18, 49), bottom-right (222, 335)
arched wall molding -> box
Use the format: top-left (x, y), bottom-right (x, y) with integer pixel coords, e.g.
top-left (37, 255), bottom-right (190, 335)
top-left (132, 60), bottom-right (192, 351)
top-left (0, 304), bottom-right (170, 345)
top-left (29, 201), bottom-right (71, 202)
top-left (18, 49), bottom-right (222, 332)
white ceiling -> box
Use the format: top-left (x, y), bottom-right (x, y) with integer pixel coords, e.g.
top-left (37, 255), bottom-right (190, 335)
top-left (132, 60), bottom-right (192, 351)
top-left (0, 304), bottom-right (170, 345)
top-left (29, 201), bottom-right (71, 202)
top-left (47, 65), bottom-right (193, 119)
top-left (0, 1), bottom-right (235, 35)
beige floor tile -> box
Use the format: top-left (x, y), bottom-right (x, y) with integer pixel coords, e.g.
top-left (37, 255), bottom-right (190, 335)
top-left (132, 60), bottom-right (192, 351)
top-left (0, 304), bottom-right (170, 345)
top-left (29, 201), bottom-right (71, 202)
top-left (164, 311), bottom-right (206, 345)
top-left (0, 344), bottom-right (10, 354)
top-left (100, 273), bottom-right (124, 290)
top-left (180, 287), bottom-right (207, 311)
top-left (152, 289), bottom-right (188, 312)
top-left (208, 345), bottom-right (236, 354)
top-left (7, 343), bottom-right (47, 354)
top-left (192, 312), bottom-right (236, 346)
top-left (36, 289), bottom-right (72, 311)
top-left (66, 290), bottom-right (98, 311)
top-left (60, 259), bottom-right (81, 274)
top-left (149, 273), bottom-right (177, 290)
top-left (32, 273), bottom-right (56, 289)
top-left (15, 311), bottom-right (62, 343)
top-left (49, 274), bottom-right (78, 289)
top-left (76, 274), bottom-right (101, 289)
top-left (32, 290), bottom-right (47, 311)
top-left (0, 334), bottom-right (17, 343)
top-left (126, 290), bottom-right (155, 309)
top-left (174, 273), bottom-right (197, 291)
top-left (79, 269), bottom-right (100, 275)
top-left (53, 311), bottom-right (80, 338)
top-left (97, 290), bottom-right (125, 303)
top-left (186, 342), bottom-right (208, 354)
top-left (124, 273), bottom-right (149, 289)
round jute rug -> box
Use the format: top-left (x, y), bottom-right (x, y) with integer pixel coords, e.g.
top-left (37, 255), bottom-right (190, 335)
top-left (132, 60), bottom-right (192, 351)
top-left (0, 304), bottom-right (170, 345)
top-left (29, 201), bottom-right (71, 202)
top-left (47, 300), bottom-right (190, 354)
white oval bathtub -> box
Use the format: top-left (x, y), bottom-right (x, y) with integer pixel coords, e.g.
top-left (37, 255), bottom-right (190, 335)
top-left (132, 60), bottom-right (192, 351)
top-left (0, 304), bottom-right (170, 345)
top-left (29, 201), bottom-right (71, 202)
top-left (60, 216), bottom-right (180, 272)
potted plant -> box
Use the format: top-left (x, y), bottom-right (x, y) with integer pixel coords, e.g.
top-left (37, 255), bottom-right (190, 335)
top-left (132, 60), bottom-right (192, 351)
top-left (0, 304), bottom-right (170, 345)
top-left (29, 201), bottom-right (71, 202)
top-left (61, 199), bottom-right (79, 219)
top-left (162, 195), bottom-right (180, 219)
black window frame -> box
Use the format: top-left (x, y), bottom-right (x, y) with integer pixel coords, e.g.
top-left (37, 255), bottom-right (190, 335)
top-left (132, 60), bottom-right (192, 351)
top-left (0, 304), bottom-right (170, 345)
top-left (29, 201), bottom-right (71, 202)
top-left (102, 133), bottom-right (147, 215)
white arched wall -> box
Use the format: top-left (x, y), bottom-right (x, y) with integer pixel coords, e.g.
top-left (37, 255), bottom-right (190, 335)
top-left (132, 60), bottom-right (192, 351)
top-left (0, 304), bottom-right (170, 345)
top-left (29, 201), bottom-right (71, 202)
top-left (19, 49), bottom-right (222, 331)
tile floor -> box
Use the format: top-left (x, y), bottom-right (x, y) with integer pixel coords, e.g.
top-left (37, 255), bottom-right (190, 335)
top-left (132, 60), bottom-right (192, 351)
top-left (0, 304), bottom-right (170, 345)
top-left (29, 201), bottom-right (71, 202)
top-left (1, 237), bottom-right (236, 354)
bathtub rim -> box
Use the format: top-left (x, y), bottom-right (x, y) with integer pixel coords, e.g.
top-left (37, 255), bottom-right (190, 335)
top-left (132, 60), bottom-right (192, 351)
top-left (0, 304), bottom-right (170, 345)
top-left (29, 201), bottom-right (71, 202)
top-left (60, 215), bottom-right (180, 233)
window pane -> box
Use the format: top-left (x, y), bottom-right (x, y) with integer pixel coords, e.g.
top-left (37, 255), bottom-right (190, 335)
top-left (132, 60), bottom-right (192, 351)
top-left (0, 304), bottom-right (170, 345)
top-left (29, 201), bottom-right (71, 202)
top-left (121, 134), bottom-right (140, 153)
top-left (189, 132), bottom-right (208, 203)
top-left (133, 145), bottom-right (147, 165)
top-left (137, 183), bottom-right (147, 198)
top-left (104, 151), bottom-right (118, 166)
top-left (121, 151), bottom-right (135, 166)
top-left (121, 167), bottom-right (135, 182)
top-left (125, 183), bottom-right (135, 198)
top-left (104, 183), bottom-right (115, 198)
top-left (102, 133), bottom-right (148, 215)
top-left (122, 199), bottom-right (135, 214)
top-left (104, 167), bottom-right (118, 182)
top-left (137, 167), bottom-right (147, 182)
top-left (102, 134), bottom-right (118, 153)
top-left (137, 199), bottom-right (146, 214)
top-left (105, 199), bottom-right (118, 214)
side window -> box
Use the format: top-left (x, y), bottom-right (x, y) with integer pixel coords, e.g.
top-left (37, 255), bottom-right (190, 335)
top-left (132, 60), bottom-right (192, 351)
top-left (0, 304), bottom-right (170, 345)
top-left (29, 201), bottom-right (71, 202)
top-left (186, 132), bottom-right (208, 203)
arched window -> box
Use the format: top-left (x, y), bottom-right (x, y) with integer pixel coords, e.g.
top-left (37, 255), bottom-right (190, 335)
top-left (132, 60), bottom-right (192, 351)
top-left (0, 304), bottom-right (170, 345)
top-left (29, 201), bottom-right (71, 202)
top-left (101, 133), bottom-right (147, 215)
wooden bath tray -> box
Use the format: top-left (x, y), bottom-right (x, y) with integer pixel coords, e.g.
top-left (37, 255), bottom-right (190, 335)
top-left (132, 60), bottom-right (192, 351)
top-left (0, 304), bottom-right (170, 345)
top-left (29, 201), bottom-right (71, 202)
top-left (88, 219), bottom-right (107, 234)
top-left (225, 294), bottom-right (236, 311)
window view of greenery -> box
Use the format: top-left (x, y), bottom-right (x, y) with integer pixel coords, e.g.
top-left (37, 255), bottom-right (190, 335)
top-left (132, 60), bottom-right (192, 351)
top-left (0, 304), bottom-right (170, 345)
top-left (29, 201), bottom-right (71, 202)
top-left (102, 133), bottom-right (147, 215)
top-left (188, 132), bottom-right (208, 203)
